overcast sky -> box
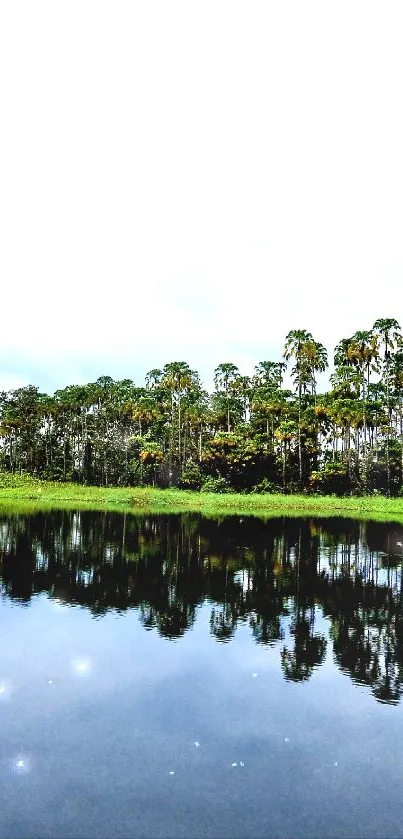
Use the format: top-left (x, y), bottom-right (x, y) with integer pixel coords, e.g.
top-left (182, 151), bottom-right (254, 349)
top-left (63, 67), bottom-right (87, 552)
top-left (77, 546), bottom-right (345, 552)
top-left (1, 1), bottom-right (402, 395)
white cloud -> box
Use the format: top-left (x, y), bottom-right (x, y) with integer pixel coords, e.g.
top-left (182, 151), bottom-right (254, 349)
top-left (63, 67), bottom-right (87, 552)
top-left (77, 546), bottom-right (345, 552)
top-left (0, 0), bottom-right (402, 394)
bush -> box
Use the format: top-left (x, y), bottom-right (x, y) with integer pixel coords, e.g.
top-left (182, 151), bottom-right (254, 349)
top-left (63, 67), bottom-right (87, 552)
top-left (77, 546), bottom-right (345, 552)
top-left (178, 461), bottom-right (202, 490)
top-left (251, 478), bottom-right (281, 494)
top-left (309, 462), bottom-right (352, 495)
top-left (0, 471), bottom-right (40, 488)
top-left (200, 476), bottom-right (232, 494)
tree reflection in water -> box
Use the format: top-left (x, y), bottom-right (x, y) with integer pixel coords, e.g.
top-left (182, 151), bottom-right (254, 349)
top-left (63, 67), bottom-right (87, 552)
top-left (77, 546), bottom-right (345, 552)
top-left (1, 510), bottom-right (403, 704)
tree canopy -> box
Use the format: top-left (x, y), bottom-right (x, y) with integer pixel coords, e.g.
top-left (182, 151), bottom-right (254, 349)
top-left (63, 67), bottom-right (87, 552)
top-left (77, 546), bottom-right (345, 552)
top-left (1, 318), bottom-right (403, 495)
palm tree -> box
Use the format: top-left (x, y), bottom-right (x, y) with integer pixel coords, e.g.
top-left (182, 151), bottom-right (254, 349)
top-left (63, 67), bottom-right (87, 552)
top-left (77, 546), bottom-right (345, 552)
top-left (333, 331), bottom-right (379, 489)
top-left (252, 361), bottom-right (286, 391)
top-left (284, 330), bottom-right (328, 487)
top-left (132, 396), bottom-right (161, 438)
top-left (162, 362), bottom-right (200, 477)
top-left (233, 375), bottom-right (251, 422)
top-left (274, 419), bottom-right (299, 492)
top-left (213, 363), bottom-right (241, 432)
top-left (390, 351), bottom-right (403, 488)
top-left (182, 388), bottom-right (209, 463)
top-left (145, 369), bottom-right (163, 390)
top-left (373, 319), bottom-right (402, 495)
top-left (284, 330), bottom-right (312, 487)
top-left (302, 339), bottom-right (328, 403)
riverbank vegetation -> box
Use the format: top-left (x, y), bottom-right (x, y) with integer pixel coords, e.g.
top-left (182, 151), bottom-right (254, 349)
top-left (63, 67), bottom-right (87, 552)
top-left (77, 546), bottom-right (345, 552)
top-left (1, 318), bottom-right (403, 497)
top-left (1, 475), bottom-right (403, 522)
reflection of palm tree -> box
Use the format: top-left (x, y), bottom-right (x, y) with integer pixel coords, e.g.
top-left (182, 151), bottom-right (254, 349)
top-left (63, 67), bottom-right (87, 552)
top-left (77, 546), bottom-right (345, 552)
top-left (372, 641), bottom-right (403, 705)
top-left (156, 601), bottom-right (196, 639)
top-left (4, 509), bottom-right (403, 707)
top-left (209, 603), bottom-right (237, 642)
top-left (281, 608), bottom-right (327, 682)
top-left (139, 603), bottom-right (158, 630)
top-left (332, 616), bottom-right (376, 687)
top-left (250, 612), bottom-right (283, 646)
top-left (372, 601), bottom-right (403, 704)
top-left (325, 547), bottom-right (403, 704)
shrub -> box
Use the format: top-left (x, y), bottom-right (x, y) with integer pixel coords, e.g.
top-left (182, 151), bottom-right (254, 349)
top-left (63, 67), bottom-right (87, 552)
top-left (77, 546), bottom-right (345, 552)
top-left (178, 461), bottom-right (202, 490)
top-left (251, 478), bottom-right (281, 494)
top-left (309, 462), bottom-right (352, 495)
top-left (0, 471), bottom-right (40, 488)
top-left (200, 476), bottom-right (232, 493)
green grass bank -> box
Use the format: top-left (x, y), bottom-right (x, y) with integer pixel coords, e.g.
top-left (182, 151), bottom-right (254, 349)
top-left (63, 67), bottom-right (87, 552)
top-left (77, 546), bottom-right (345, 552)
top-left (0, 474), bottom-right (403, 522)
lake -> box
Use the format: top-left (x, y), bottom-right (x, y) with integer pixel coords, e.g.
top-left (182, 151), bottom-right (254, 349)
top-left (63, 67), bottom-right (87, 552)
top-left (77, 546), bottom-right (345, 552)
top-left (1, 509), bottom-right (403, 838)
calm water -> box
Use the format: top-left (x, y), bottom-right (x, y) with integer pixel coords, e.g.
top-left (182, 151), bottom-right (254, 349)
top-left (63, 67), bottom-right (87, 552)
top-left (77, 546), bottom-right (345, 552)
top-left (1, 510), bottom-right (403, 838)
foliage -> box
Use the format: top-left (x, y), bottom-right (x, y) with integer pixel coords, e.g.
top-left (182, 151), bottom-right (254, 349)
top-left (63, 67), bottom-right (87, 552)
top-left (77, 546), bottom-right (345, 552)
top-left (200, 476), bottom-right (232, 493)
top-left (0, 318), bottom-right (403, 497)
top-left (2, 478), bottom-right (403, 525)
top-left (251, 477), bottom-right (283, 494)
top-left (178, 460), bottom-right (203, 490)
top-left (309, 461), bottom-right (352, 495)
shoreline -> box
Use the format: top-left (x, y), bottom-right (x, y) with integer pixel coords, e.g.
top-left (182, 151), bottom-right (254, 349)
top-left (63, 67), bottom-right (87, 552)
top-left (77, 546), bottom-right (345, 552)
top-left (0, 480), bottom-right (403, 522)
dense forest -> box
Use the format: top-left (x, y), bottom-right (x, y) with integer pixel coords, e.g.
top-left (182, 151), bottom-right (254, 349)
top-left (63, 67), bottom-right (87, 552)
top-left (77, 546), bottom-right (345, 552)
top-left (1, 318), bottom-right (403, 496)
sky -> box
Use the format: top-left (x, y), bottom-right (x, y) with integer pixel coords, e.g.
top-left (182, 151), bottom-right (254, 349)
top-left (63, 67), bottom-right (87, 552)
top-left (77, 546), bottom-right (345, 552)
top-left (1, 1), bottom-right (402, 396)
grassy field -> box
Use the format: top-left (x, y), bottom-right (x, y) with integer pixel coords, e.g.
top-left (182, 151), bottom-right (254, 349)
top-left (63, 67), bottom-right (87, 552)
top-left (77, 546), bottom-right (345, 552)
top-left (0, 474), bottom-right (403, 522)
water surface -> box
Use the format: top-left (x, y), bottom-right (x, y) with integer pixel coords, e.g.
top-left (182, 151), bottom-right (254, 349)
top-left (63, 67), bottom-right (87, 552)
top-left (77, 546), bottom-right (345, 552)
top-left (1, 510), bottom-right (403, 838)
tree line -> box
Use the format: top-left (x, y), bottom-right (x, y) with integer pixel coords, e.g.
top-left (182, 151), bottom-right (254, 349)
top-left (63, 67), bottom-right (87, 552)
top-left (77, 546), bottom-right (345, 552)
top-left (1, 317), bottom-right (403, 495)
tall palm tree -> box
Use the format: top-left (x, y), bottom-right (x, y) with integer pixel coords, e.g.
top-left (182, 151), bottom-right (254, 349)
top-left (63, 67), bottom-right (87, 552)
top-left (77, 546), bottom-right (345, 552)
top-left (302, 339), bottom-right (328, 403)
top-left (252, 361), bottom-right (286, 391)
top-left (373, 319), bottom-right (402, 495)
top-left (274, 419), bottom-right (299, 492)
top-left (213, 363), bottom-right (240, 432)
top-left (284, 330), bottom-right (328, 487)
top-left (132, 395), bottom-right (161, 438)
top-left (284, 330), bottom-right (313, 486)
top-left (390, 351), bottom-right (403, 488)
top-left (162, 362), bottom-right (200, 476)
top-left (334, 331), bottom-right (379, 488)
